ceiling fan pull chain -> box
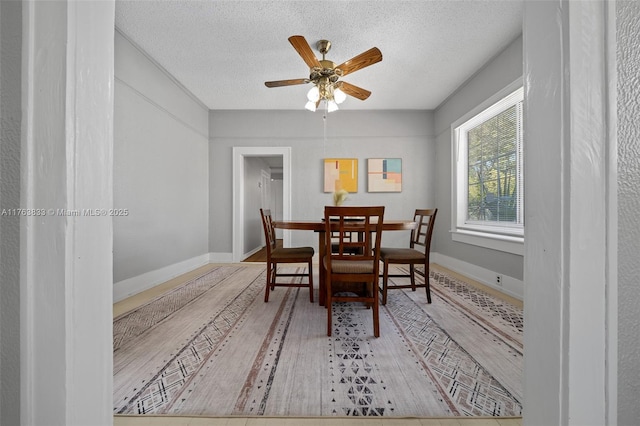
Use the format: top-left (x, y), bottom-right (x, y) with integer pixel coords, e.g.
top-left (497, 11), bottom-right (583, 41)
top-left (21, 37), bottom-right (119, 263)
top-left (323, 109), bottom-right (328, 156)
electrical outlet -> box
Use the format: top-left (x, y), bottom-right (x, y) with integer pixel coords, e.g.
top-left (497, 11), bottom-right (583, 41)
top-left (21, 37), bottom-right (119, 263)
top-left (496, 275), bottom-right (503, 286)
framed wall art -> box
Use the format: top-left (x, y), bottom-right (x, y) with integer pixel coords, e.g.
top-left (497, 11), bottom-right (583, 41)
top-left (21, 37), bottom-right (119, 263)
top-left (324, 158), bottom-right (358, 193)
top-left (367, 158), bottom-right (402, 192)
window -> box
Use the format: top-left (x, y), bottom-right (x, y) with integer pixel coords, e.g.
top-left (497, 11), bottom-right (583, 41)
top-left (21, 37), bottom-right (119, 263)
top-left (452, 82), bottom-right (524, 254)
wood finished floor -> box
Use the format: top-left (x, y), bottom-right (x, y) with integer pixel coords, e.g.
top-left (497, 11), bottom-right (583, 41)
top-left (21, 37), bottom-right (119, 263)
top-left (242, 240), bottom-right (282, 263)
top-left (113, 262), bottom-right (522, 426)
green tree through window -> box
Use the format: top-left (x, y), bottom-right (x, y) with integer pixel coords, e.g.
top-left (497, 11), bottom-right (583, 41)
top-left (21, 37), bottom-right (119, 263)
top-left (467, 103), bottom-right (520, 223)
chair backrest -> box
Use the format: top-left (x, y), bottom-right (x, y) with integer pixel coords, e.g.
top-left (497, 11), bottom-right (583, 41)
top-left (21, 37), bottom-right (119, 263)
top-left (410, 208), bottom-right (438, 254)
top-left (324, 206), bottom-right (385, 268)
top-left (330, 229), bottom-right (362, 254)
top-left (259, 208), bottom-right (277, 256)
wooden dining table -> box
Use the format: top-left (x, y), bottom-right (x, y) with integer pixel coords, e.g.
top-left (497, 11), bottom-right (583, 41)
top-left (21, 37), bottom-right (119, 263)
top-left (273, 219), bottom-right (416, 306)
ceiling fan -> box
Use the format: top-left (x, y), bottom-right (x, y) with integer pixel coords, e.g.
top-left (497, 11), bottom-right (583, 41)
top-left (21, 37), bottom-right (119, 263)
top-left (264, 35), bottom-right (382, 112)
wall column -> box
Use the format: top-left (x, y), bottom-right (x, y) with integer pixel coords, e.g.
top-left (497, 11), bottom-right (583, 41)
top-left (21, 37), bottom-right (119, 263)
top-left (523, 1), bottom-right (614, 425)
top-left (21, 1), bottom-right (114, 424)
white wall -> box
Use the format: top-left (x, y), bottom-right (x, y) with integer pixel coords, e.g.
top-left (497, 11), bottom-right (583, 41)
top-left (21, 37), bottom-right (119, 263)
top-left (433, 36), bottom-right (524, 283)
top-left (113, 31), bottom-right (210, 299)
top-left (210, 109), bottom-right (435, 255)
top-left (617, 1), bottom-right (640, 423)
top-left (0, 1), bottom-right (21, 424)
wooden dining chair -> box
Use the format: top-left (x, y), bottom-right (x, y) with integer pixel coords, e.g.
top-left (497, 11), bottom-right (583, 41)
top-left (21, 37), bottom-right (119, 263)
top-left (259, 209), bottom-right (315, 303)
top-left (379, 208), bottom-right (437, 305)
top-left (323, 206), bottom-right (385, 337)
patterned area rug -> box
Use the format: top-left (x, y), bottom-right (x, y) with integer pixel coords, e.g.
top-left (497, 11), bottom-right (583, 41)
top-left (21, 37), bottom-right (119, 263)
top-left (113, 264), bottom-right (522, 417)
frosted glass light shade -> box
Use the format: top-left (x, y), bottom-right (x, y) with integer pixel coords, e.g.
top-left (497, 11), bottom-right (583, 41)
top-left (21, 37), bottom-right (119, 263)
top-left (334, 88), bottom-right (346, 104)
top-left (307, 86), bottom-right (320, 102)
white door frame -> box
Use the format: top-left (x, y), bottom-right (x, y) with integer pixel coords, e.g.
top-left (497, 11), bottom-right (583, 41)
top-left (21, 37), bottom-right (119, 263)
top-left (232, 147), bottom-right (291, 262)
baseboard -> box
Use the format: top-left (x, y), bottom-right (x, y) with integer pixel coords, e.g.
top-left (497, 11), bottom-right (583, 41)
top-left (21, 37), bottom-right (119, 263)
top-left (431, 252), bottom-right (523, 300)
top-left (208, 252), bottom-right (233, 263)
top-left (113, 254), bottom-right (210, 302)
top-left (242, 246), bottom-right (262, 260)
top-left (114, 251), bottom-right (523, 302)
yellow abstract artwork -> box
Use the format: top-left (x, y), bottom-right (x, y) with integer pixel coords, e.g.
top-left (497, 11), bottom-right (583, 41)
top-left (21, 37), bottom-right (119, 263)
top-left (323, 158), bottom-right (358, 193)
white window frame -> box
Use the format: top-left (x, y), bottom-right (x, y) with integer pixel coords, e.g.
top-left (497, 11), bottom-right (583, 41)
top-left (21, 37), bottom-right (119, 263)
top-left (451, 79), bottom-right (524, 255)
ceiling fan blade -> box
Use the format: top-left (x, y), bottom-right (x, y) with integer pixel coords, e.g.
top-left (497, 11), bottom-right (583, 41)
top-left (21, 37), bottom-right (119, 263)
top-left (336, 47), bottom-right (382, 76)
top-left (288, 35), bottom-right (322, 69)
top-left (264, 78), bottom-right (308, 88)
top-left (340, 81), bottom-right (371, 100)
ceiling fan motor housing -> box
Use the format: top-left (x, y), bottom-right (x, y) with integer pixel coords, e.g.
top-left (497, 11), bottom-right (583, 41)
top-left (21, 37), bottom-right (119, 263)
top-left (309, 59), bottom-right (341, 84)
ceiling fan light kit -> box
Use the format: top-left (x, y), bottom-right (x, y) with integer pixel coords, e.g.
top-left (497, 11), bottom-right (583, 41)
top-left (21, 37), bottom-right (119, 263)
top-left (265, 36), bottom-right (382, 112)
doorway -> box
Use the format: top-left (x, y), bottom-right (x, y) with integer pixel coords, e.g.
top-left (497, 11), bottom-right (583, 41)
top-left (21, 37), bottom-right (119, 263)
top-left (232, 147), bottom-right (292, 262)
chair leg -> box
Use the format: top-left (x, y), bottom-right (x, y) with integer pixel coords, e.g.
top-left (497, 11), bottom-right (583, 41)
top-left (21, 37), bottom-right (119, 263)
top-left (410, 264), bottom-right (416, 291)
top-left (271, 264), bottom-right (276, 291)
top-left (424, 263), bottom-right (432, 304)
top-left (373, 282), bottom-right (380, 337)
top-left (265, 262), bottom-right (272, 302)
top-left (308, 261), bottom-right (314, 303)
top-left (381, 260), bottom-right (389, 305)
top-left (326, 288), bottom-right (332, 337)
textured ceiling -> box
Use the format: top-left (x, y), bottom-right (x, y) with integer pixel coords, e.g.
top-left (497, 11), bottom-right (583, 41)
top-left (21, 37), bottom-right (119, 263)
top-left (115, 0), bottom-right (523, 111)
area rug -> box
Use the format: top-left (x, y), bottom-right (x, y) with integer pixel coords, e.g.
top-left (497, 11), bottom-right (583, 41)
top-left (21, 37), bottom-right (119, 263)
top-left (113, 264), bottom-right (522, 417)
